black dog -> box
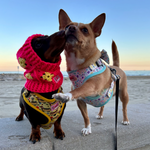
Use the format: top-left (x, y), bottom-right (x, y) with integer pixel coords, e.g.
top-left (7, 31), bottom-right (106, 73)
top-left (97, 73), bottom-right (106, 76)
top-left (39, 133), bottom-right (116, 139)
top-left (16, 30), bottom-right (66, 143)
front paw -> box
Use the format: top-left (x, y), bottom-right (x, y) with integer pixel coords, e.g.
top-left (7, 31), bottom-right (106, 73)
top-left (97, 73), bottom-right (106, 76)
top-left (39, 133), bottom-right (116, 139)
top-left (53, 93), bottom-right (72, 103)
top-left (30, 126), bottom-right (41, 144)
top-left (81, 124), bottom-right (92, 136)
top-left (53, 128), bottom-right (65, 140)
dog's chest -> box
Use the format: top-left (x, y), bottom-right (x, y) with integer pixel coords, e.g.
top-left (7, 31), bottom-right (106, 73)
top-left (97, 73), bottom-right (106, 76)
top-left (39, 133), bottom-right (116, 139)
top-left (65, 52), bottom-right (85, 70)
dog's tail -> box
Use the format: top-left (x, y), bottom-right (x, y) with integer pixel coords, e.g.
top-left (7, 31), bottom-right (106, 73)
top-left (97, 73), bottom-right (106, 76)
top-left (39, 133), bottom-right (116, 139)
top-left (112, 40), bottom-right (119, 67)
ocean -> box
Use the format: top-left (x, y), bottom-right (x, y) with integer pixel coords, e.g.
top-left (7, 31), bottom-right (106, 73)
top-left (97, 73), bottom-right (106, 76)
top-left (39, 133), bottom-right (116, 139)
top-left (0, 70), bottom-right (150, 77)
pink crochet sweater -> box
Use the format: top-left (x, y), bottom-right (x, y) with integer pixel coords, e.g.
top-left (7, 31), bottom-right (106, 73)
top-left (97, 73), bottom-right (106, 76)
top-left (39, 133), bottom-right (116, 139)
top-left (16, 34), bottom-right (63, 93)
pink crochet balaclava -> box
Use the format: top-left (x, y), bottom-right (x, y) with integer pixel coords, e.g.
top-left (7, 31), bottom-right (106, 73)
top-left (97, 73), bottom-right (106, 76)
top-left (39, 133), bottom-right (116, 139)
top-left (16, 34), bottom-right (63, 93)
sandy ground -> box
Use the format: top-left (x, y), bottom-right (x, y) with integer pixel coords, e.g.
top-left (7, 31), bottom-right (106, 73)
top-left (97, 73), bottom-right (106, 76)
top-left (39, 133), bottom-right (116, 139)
top-left (0, 74), bottom-right (150, 118)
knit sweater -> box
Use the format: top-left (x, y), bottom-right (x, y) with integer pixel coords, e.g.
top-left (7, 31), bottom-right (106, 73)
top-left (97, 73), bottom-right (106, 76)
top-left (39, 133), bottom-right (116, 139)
top-left (16, 34), bottom-right (63, 93)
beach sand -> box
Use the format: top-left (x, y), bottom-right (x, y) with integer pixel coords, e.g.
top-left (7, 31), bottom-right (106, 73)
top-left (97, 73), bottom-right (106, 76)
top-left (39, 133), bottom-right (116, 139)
top-left (0, 74), bottom-right (150, 118)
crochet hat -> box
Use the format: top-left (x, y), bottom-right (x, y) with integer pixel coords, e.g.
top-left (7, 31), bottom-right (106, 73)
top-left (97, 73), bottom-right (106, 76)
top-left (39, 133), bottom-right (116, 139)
top-left (16, 34), bottom-right (63, 93)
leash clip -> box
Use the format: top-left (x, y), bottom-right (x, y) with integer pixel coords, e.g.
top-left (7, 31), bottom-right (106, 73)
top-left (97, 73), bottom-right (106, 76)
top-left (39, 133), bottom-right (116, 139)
top-left (109, 67), bottom-right (120, 81)
top-left (116, 75), bottom-right (120, 80)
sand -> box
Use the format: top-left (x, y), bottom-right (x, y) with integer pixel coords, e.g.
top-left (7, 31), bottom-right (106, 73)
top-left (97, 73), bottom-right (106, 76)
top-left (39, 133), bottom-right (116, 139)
top-left (0, 74), bottom-right (150, 118)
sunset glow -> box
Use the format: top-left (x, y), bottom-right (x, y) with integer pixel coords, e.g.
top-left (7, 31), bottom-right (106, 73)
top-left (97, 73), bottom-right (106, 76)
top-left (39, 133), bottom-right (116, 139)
top-left (0, 1), bottom-right (150, 72)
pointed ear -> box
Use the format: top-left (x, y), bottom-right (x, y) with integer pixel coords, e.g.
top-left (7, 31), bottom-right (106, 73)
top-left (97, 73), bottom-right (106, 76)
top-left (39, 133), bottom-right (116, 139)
top-left (90, 13), bottom-right (106, 37)
top-left (59, 9), bottom-right (72, 30)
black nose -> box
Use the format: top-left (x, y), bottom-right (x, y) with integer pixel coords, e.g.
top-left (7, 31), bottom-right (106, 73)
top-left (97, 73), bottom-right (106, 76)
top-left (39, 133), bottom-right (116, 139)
top-left (68, 25), bottom-right (76, 33)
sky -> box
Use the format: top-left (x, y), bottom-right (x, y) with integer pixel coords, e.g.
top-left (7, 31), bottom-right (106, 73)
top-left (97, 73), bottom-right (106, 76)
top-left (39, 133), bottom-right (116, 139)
top-left (0, 0), bottom-right (150, 72)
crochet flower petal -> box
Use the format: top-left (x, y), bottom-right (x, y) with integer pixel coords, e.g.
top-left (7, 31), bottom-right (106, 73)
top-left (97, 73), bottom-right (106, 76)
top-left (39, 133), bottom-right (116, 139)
top-left (42, 72), bottom-right (54, 82)
top-left (18, 57), bottom-right (26, 68)
top-left (25, 73), bottom-right (33, 79)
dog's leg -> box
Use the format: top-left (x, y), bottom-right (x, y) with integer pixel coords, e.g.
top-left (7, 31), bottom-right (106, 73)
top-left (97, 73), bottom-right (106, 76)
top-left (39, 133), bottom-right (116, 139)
top-left (96, 106), bottom-right (104, 119)
top-left (53, 104), bottom-right (66, 140)
top-left (53, 117), bottom-right (65, 140)
top-left (30, 125), bottom-right (41, 144)
top-left (16, 107), bottom-right (25, 121)
top-left (77, 100), bottom-right (91, 136)
top-left (16, 93), bottom-right (25, 121)
top-left (119, 88), bottom-right (130, 125)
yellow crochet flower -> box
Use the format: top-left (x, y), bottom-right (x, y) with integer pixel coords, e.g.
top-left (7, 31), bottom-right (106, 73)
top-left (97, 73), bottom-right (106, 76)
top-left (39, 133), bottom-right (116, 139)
top-left (25, 73), bottom-right (33, 80)
top-left (42, 72), bottom-right (54, 82)
top-left (18, 57), bottom-right (26, 68)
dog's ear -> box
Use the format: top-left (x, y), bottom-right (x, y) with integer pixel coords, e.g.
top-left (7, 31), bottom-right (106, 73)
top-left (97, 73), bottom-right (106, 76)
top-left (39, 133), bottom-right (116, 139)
top-left (90, 13), bottom-right (106, 37)
top-left (59, 9), bottom-right (72, 30)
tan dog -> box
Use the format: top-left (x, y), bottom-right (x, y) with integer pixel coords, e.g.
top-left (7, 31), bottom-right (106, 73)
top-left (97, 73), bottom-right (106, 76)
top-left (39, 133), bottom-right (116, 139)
top-left (53, 9), bottom-right (130, 136)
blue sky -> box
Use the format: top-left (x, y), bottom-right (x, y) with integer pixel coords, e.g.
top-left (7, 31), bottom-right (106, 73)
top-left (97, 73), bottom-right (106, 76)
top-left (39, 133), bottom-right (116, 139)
top-left (0, 0), bottom-right (150, 71)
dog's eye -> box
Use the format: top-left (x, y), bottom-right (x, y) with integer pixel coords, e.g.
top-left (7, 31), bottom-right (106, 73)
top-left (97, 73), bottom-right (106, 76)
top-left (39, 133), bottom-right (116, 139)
top-left (65, 25), bottom-right (70, 30)
top-left (35, 41), bottom-right (42, 48)
top-left (82, 27), bottom-right (88, 33)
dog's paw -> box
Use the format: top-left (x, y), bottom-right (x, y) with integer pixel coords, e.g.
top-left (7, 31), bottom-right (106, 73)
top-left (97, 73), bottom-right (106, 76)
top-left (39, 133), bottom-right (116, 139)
top-left (30, 126), bottom-right (41, 144)
top-left (52, 93), bottom-right (72, 103)
top-left (122, 121), bottom-right (130, 125)
top-left (53, 129), bottom-right (65, 140)
top-left (81, 124), bottom-right (92, 136)
top-left (15, 116), bottom-right (23, 121)
top-left (96, 114), bottom-right (103, 119)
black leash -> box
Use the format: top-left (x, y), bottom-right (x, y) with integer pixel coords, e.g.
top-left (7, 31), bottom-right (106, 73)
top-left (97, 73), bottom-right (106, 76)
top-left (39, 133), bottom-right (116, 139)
top-left (114, 75), bottom-right (120, 150)
top-left (91, 64), bottom-right (120, 149)
top-left (109, 67), bottom-right (120, 150)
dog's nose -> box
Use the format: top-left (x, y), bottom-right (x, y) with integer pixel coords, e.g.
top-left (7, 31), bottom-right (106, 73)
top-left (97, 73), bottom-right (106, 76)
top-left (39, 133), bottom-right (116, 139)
top-left (68, 25), bottom-right (76, 33)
